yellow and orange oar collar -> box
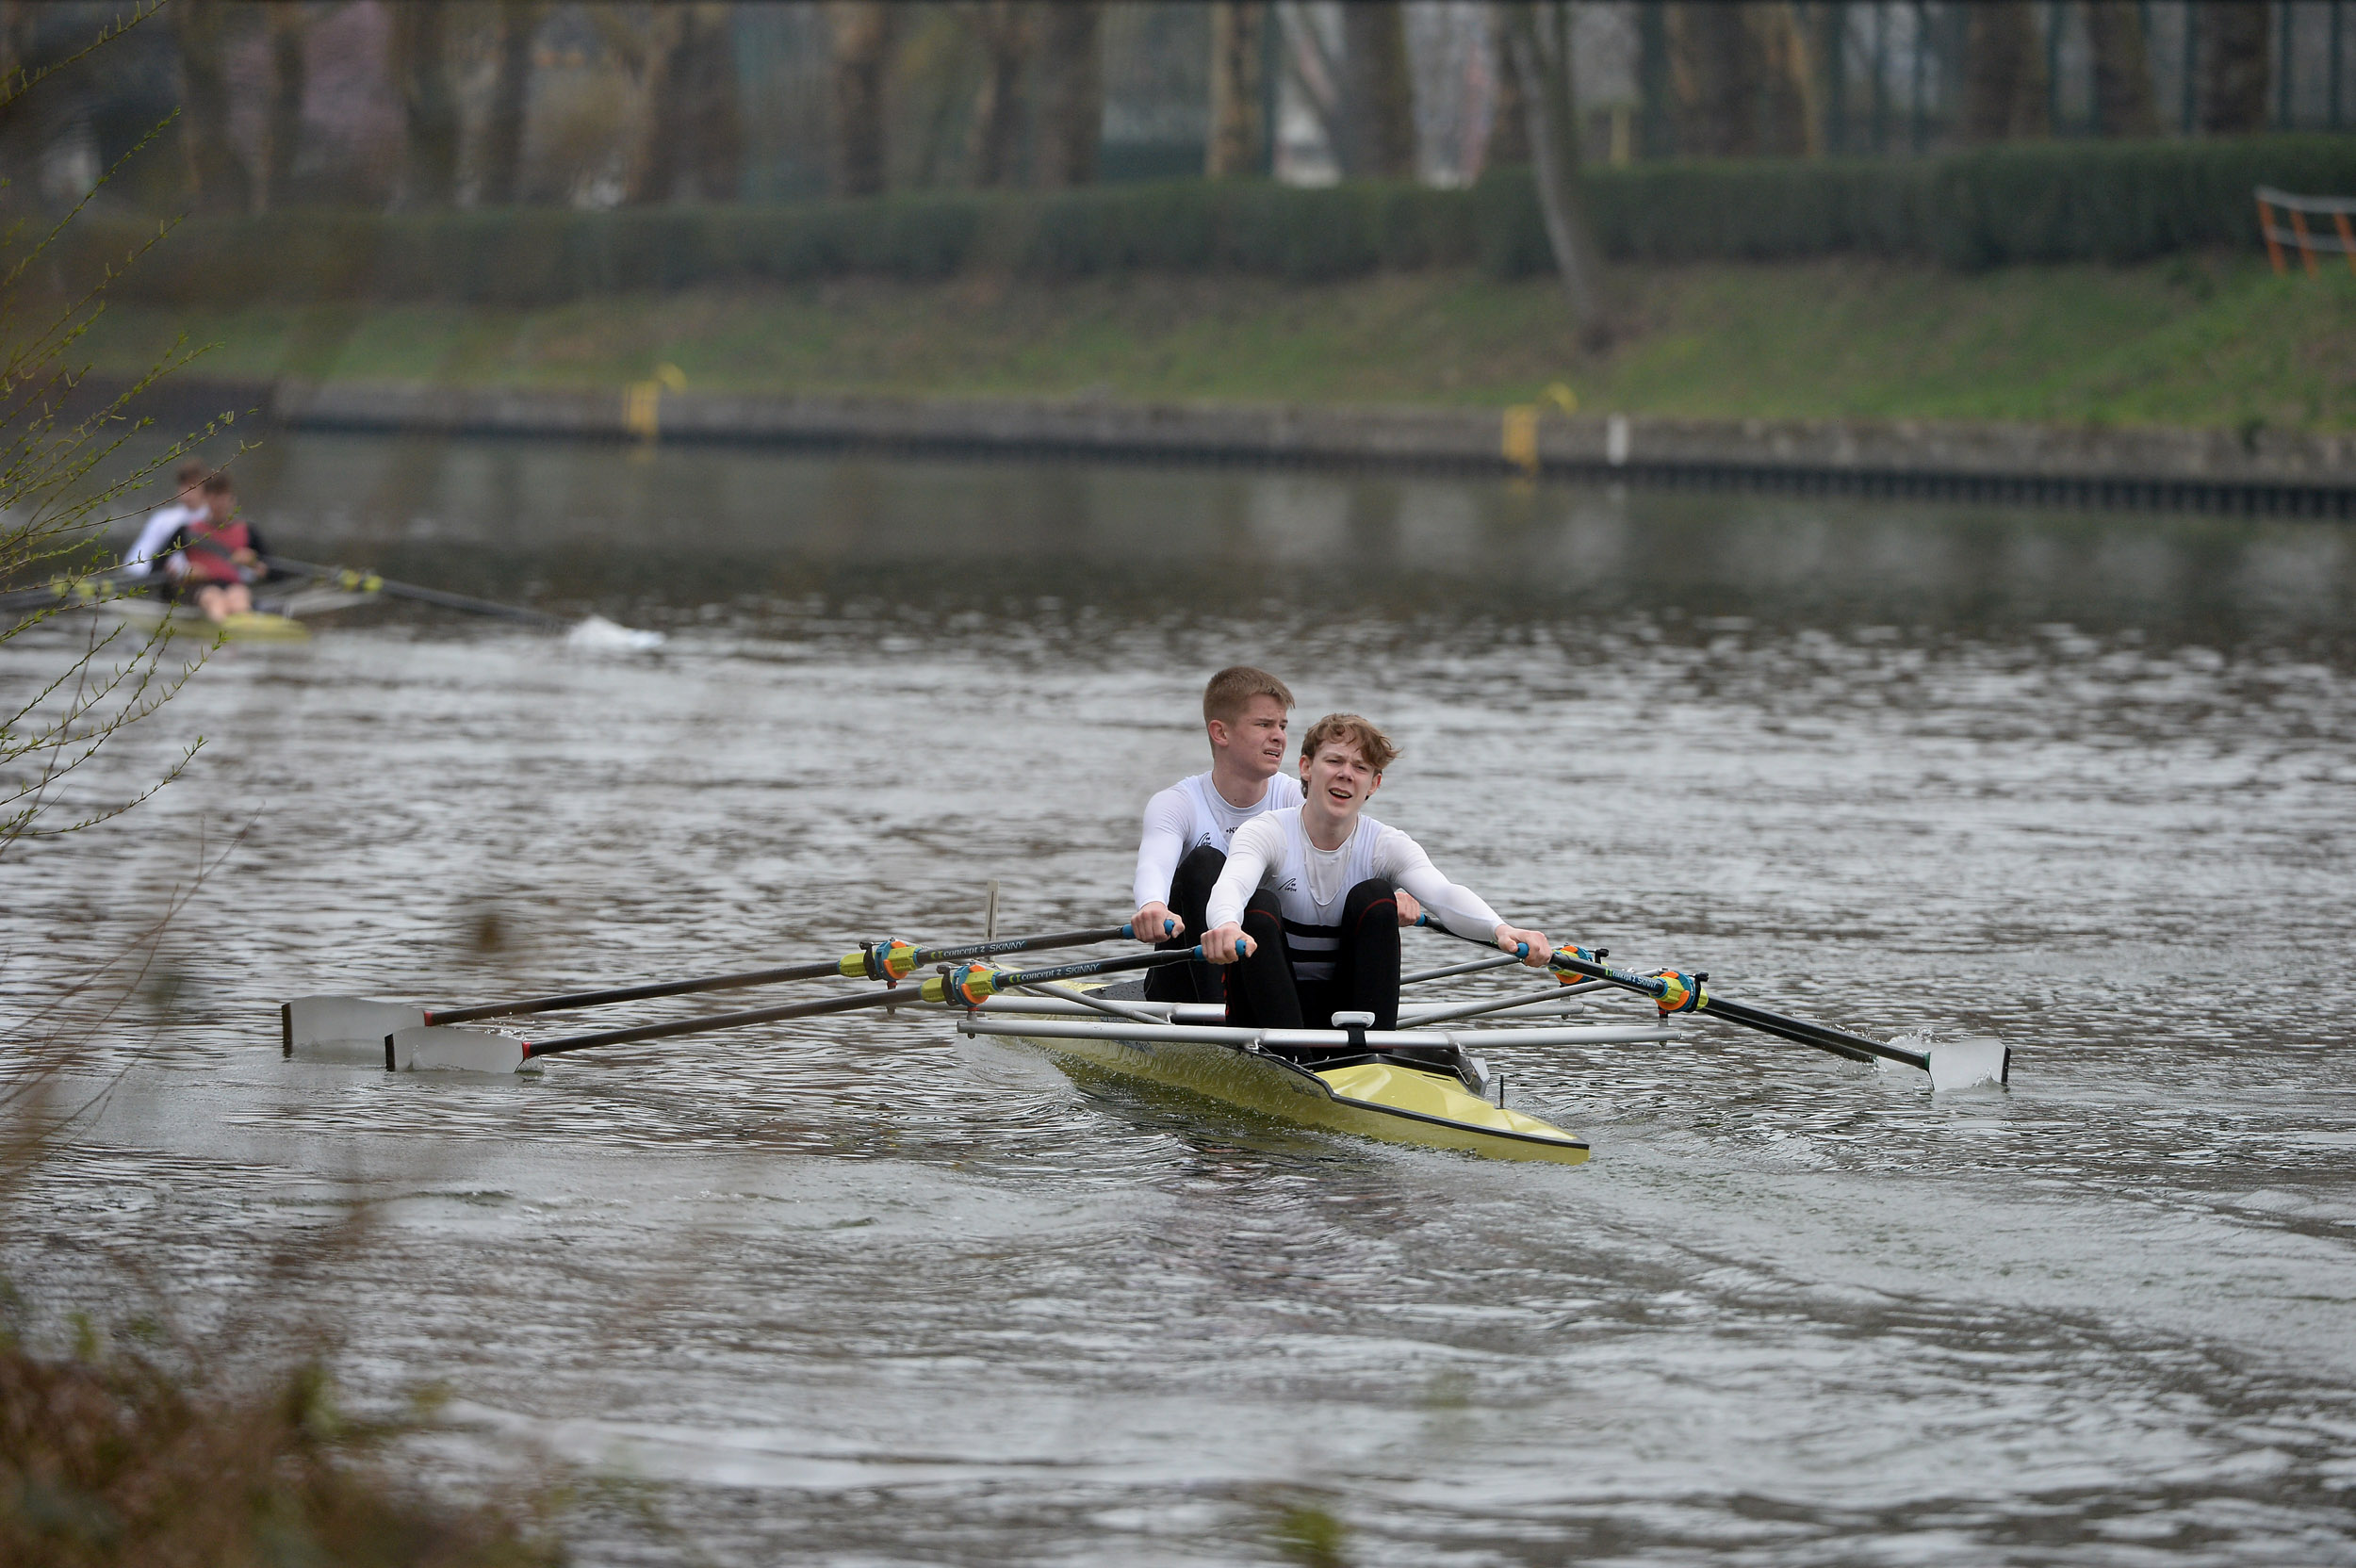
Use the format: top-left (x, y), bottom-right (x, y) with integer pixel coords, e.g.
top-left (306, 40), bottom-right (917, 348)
top-left (1553, 945), bottom-right (1707, 1016)
top-left (920, 962), bottom-right (1004, 1006)
top-left (839, 938), bottom-right (921, 983)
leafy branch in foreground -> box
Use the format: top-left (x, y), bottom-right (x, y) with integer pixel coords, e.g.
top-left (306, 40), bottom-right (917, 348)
top-left (0, 83), bottom-right (246, 858)
top-left (3, 21), bottom-right (580, 1563)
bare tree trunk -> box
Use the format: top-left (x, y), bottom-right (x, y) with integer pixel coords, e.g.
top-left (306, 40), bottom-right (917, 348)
top-left (1670, 2), bottom-right (1761, 156)
top-left (1484, 3), bottom-right (1530, 166)
top-left (1960, 0), bottom-right (2047, 142)
top-left (827, 1), bottom-right (893, 196)
top-left (261, 4), bottom-right (307, 210)
top-left (1815, 0), bottom-right (1848, 153)
top-left (481, 0), bottom-right (541, 204)
top-left (1761, 2), bottom-right (1820, 155)
top-left (682, 3), bottom-right (743, 200)
top-left (635, 5), bottom-right (743, 203)
top-left (1340, 0), bottom-right (1415, 178)
top-left (1635, 0), bottom-right (1673, 156)
top-left (172, 0), bottom-right (253, 211)
top-left (2086, 1), bottom-right (2158, 137)
top-left (1507, 3), bottom-right (1603, 334)
top-left (390, 0), bottom-right (458, 205)
top-left (2200, 0), bottom-right (2269, 134)
top-left (0, 3), bottom-right (26, 211)
top-left (1277, 3), bottom-right (1345, 175)
top-left (1036, 0), bottom-right (1102, 188)
top-left (969, 0), bottom-right (1031, 187)
top-left (1206, 1), bottom-right (1266, 177)
top-left (630, 6), bottom-right (687, 203)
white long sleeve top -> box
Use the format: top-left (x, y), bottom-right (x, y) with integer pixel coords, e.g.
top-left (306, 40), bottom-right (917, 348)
top-left (123, 502), bottom-right (198, 578)
top-left (1205, 808), bottom-right (1503, 964)
top-left (1131, 769), bottom-right (1303, 910)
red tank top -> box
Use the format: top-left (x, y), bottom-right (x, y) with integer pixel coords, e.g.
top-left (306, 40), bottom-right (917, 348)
top-left (180, 516), bottom-right (252, 584)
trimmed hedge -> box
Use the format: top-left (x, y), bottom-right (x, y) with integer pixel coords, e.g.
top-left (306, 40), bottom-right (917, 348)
top-left (1927, 135), bottom-right (2356, 266)
top-left (1480, 135), bottom-right (2356, 269)
top-left (61, 133), bottom-right (2356, 305)
top-left (74, 181), bottom-right (1482, 304)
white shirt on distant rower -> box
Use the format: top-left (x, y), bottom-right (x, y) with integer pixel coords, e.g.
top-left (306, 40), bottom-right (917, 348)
top-left (123, 501), bottom-right (199, 579)
top-left (1131, 769), bottom-right (1304, 911)
top-left (1205, 808), bottom-right (1501, 981)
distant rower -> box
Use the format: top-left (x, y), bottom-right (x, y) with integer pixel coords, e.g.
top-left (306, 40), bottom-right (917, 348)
top-left (123, 460), bottom-right (210, 582)
top-left (1201, 712), bottom-right (1552, 1032)
top-left (161, 471), bottom-right (270, 623)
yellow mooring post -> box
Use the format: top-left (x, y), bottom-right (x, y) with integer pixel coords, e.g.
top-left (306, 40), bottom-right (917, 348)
top-left (623, 364), bottom-right (689, 443)
top-left (1502, 384), bottom-right (1578, 480)
top-left (1501, 405), bottom-right (1540, 477)
top-left (623, 382), bottom-right (659, 439)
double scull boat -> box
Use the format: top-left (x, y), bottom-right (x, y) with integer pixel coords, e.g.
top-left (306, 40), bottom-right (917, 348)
top-left (281, 925), bottom-right (2007, 1167)
top-left (961, 979), bottom-right (1662, 1163)
top-left (8, 557), bottom-right (660, 645)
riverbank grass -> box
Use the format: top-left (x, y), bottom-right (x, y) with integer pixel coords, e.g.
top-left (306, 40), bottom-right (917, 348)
top-left (76, 256), bottom-right (2356, 433)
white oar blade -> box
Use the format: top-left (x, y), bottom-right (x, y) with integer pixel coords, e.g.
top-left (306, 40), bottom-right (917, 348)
top-left (284, 996), bottom-right (427, 1061)
top-left (1928, 1037), bottom-right (2010, 1091)
top-left (388, 1025), bottom-right (532, 1074)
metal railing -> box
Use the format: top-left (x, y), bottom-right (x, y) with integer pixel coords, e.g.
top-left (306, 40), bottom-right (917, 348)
top-left (2256, 186), bottom-right (2356, 276)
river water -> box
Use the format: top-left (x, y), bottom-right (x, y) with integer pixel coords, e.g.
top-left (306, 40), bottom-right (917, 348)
top-left (5, 434), bottom-right (2353, 1565)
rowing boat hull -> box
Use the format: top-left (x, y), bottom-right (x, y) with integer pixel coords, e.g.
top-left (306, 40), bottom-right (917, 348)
top-left (106, 599), bottom-right (309, 642)
top-left (1013, 1026), bottom-right (1590, 1165)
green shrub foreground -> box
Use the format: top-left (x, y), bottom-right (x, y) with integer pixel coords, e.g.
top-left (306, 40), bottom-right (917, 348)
top-left (74, 134), bottom-right (2356, 307)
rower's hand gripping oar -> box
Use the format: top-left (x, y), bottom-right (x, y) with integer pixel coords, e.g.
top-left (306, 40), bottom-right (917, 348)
top-left (1416, 918), bottom-right (2007, 1090)
top-left (282, 923), bottom-right (1150, 1056)
top-left (384, 946), bottom-right (1207, 1072)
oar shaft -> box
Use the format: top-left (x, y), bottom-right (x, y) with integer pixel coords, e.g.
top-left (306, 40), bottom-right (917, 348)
top-left (520, 946), bottom-right (1192, 1059)
top-left (1702, 995), bottom-right (1921, 1071)
top-left (263, 555), bottom-right (569, 629)
top-left (426, 957), bottom-right (847, 1024)
top-left (523, 987), bottom-right (912, 1059)
top-left (1416, 919), bottom-right (1928, 1073)
top-left (918, 925), bottom-right (1131, 964)
top-left (421, 924), bottom-right (1137, 1025)
top-left (967, 949), bottom-right (1165, 988)
top-left (1546, 950), bottom-right (1926, 1072)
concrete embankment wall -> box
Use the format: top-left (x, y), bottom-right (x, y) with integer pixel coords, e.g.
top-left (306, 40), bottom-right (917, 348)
top-left (147, 378), bottom-right (2356, 518)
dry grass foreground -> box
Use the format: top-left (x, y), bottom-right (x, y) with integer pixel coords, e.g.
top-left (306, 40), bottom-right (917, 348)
top-left (0, 1331), bottom-right (559, 1568)
top-left (69, 255), bottom-right (2356, 435)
